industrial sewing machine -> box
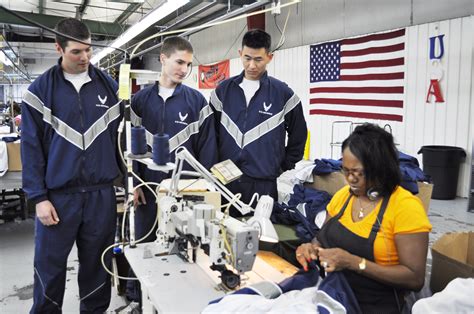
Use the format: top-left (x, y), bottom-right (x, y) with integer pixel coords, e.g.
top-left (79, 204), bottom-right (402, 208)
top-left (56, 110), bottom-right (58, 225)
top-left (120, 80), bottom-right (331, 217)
top-left (128, 146), bottom-right (277, 290)
top-left (155, 195), bottom-right (259, 289)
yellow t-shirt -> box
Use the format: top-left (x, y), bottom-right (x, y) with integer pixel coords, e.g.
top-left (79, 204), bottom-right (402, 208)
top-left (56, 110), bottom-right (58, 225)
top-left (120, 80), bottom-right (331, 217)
top-left (326, 186), bottom-right (432, 265)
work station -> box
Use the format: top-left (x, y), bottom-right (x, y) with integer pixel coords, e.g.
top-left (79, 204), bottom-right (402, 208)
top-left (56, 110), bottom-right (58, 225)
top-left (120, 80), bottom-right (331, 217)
top-left (0, 1), bottom-right (473, 313)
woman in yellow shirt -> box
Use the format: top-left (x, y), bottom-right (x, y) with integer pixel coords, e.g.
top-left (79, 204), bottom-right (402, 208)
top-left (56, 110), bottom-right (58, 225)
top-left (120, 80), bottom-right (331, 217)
top-left (296, 123), bottom-right (431, 313)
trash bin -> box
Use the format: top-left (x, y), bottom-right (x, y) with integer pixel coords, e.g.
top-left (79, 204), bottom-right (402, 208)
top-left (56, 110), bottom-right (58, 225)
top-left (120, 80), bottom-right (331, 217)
top-left (418, 146), bottom-right (466, 200)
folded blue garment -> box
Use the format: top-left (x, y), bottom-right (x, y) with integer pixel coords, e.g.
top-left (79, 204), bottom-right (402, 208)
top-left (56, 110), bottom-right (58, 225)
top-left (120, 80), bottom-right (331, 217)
top-left (1, 136), bottom-right (20, 143)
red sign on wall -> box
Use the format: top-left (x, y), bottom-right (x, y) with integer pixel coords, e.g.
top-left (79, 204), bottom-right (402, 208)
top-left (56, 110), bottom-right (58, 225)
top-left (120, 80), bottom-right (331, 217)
top-left (198, 60), bottom-right (230, 89)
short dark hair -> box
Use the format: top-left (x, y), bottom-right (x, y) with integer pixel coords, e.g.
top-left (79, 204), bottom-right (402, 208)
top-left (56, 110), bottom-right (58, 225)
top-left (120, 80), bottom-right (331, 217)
top-left (242, 29), bottom-right (271, 52)
top-left (342, 123), bottom-right (401, 196)
top-left (55, 18), bottom-right (91, 50)
top-left (161, 36), bottom-right (193, 57)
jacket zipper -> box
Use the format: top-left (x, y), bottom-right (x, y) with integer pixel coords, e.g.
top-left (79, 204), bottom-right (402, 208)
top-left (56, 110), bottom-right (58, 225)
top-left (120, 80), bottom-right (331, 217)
top-left (77, 89), bottom-right (87, 191)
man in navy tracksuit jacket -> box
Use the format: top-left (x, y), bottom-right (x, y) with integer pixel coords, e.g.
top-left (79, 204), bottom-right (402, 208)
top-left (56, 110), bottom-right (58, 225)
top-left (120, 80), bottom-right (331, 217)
top-left (210, 29), bottom-right (307, 216)
top-left (127, 37), bottom-right (217, 301)
top-left (21, 18), bottom-right (123, 313)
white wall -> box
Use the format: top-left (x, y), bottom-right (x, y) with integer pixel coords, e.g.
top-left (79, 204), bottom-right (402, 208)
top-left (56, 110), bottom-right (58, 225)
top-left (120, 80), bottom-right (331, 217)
top-left (190, 0), bottom-right (474, 65)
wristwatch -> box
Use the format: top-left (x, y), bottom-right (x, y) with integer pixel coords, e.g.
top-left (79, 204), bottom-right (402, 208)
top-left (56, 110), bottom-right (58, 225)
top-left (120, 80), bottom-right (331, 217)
top-left (358, 258), bottom-right (366, 272)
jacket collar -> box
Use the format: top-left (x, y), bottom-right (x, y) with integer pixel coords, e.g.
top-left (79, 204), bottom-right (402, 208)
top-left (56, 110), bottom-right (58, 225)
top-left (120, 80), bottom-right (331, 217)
top-left (55, 57), bottom-right (96, 79)
top-left (232, 70), bottom-right (269, 85)
top-left (153, 80), bottom-right (184, 97)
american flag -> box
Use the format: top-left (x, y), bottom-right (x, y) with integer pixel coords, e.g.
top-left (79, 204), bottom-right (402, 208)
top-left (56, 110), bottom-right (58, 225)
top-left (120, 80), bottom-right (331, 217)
top-left (309, 29), bottom-right (406, 122)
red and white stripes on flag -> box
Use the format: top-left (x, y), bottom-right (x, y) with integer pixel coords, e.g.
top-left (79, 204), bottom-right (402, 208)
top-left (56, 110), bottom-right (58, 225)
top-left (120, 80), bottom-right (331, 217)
top-left (309, 29), bottom-right (406, 122)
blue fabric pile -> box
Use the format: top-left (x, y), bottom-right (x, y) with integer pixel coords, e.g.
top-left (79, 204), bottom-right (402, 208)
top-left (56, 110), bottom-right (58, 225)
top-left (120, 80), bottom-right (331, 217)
top-left (271, 185), bottom-right (331, 242)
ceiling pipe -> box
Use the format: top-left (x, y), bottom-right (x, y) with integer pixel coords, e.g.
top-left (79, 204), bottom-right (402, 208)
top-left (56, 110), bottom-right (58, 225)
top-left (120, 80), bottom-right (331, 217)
top-left (133, 0), bottom-right (271, 58)
top-left (161, 0), bottom-right (218, 32)
top-left (115, 2), bottom-right (143, 25)
top-left (75, 0), bottom-right (90, 20)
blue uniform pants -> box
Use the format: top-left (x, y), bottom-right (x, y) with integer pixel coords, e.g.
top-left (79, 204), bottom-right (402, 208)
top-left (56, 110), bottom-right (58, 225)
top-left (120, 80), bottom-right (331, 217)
top-left (30, 187), bottom-right (116, 313)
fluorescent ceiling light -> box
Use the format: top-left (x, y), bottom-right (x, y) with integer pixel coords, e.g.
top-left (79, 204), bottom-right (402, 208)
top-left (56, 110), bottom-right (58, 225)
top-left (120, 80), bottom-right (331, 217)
top-left (91, 0), bottom-right (190, 65)
top-left (0, 51), bottom-right (13, 67)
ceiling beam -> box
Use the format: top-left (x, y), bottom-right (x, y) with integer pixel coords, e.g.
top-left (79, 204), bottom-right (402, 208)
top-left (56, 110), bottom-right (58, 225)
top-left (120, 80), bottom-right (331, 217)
top-left (0, 10), bottom-right (126, 38)
top-left (76, 0), bottom-right (91, 20)
top-left (38, 0), bottom-right (45, 15)
top-left (114, 2), bottom-right (143, 25)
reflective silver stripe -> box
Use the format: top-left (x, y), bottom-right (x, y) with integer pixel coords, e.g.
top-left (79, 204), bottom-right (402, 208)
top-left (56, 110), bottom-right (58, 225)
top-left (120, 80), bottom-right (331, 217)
top-left (169, 105), bottom-right (213, 152)
top-left (169, 121), bottom-right (199, 152)
top-left (84, 100), bottom-right (122, 149)
top-left (210, 90), bottom-right (244, 147)
top-left (24, 91), bottom-right (83, 150)
top-left (145, 129), bottom-right (154, 148)
top-left (221, 112), bottom-right (244, 148)
top-left (210, 90), bottom-right (223, 112)
top-left (23, 90), bottom-right (122, 151)
top-left (79, 281), bottom-right (106, 301)
top-left (283, 93), bottom-right (300, 117)
top-left (243, 93), bottom-right (301, 148)
top-left (131, 106), bottom-right (152, 146)
top-left (199, 104), bottom-right (213, 123)
top-left (248, 281), bottom-right (282, 299)
top-left (23, 90), bottom-right (44, 113)
top-left (243, 109), bottom-right (285, 147)
top-left (130, 107), bottom-right (142, 126)
top-left (34, 267), bottom-right (61, 309)
top-left (316, 290), bottom-right (347, 314)
top-left (44, 107), bottom-right (84, 150)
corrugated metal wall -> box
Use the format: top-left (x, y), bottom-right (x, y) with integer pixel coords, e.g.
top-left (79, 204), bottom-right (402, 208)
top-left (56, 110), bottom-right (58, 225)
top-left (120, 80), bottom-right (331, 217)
top-left (189, 15), bottom-right (473, 197)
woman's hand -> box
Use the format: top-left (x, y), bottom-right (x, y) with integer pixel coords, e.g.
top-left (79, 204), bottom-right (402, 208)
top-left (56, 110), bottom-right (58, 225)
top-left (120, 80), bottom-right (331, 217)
top-left (295, 239), bottom-right (322, 271)
top-left (318, 248), bottom-right (359, 272)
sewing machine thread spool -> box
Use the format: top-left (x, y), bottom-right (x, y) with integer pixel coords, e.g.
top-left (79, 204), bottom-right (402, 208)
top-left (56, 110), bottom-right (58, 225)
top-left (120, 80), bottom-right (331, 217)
top-left (131, 126), bottom-right (147, 155)
top-left (153, 133), bottom-right (170, 165)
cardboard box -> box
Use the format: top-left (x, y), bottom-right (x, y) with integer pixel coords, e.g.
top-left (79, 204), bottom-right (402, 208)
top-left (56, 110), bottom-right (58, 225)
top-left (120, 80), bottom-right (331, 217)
top-left (6, 142), bottom-right (22, 171)
top-left (430, 232), bottom-right (474, 294)
top-left (304, 172), bottom-right (347, 196)
top-left (304, 172), bottom-right (433, 212)
top-left (158, 179), bottom-right (221, 210)
top-left (416, 182), bottom-right (433, 213)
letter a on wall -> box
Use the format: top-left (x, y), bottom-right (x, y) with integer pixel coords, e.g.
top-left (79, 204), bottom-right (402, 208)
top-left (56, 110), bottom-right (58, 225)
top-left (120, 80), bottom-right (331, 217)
top-left (426, 79), bottom-right (445, 103)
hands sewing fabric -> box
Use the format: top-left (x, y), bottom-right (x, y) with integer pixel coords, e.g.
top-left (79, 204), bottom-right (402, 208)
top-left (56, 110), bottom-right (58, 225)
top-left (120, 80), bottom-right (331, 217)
top-left (296, 240), bottom-right (359, 273)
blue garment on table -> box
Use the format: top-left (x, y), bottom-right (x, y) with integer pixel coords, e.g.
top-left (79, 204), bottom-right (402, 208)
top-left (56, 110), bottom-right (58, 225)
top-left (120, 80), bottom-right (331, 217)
top-left (271, 185), bottom-right (331, 242)
top-left (208, 269), bottom-right (361, 314)
top-left (1, 136), bottom-right (20, 142)
top-left (399, 151), bottom-right (431, 194)
top-left (312, 158), bottom-right (342, 175)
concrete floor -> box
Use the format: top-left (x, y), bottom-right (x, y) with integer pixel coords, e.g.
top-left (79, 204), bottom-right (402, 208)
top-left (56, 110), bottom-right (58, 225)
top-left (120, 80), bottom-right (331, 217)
top-left (0, 218), bottom-right (130, 313)
top-left (0, 197), bottom-right (473, 313)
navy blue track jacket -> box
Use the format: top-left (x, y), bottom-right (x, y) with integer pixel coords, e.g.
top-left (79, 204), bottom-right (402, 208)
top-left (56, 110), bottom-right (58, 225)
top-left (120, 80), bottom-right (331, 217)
top-left (210, 71), bottom-right (307, 180)
top-left (21, 60), bottom-right (123, 203)
top-left (131, 83), bottom-right (217, 184)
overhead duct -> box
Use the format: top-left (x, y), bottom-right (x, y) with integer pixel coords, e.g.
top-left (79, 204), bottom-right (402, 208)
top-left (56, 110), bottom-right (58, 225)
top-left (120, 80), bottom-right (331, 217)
top-left (133, 0), bottom-right (271, 58)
